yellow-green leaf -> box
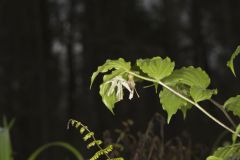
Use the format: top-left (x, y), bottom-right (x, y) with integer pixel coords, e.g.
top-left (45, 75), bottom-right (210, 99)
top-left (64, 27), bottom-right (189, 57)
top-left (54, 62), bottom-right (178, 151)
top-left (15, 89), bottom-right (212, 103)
top-left (227, 45), bottom-right (240, 77)
top-left (159, 88), bottom-right (189, 123)
top-left (136, 57), bottom-right (175, 81)
top-left (163, 66), bottom-right (210, 89)
top-left (190, 86), bottom-right (218, 102)
top-left (90, 58), bottom-right (131, 88)
top-left (206, 143), bottom-right (240, 160)
top-left (232, 124), bottom-right (240, 144)
top-left (224, 95), bottom-right (240, 118)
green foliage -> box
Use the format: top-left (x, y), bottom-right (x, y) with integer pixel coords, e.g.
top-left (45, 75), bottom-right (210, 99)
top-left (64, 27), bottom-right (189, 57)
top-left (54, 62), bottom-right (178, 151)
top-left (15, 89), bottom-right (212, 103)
top-left (90, 57), bottom-right (217, 122)
top-left (232, 124), bottom-right (240, 144)
top-left (162, 66), bottom-right (210, 88)
top-left (91, 59), bottom-right (132, 113)
top-left (206, 143), bottom-right (240, 160)
top-left (68, 119), bottom-right (124, 160)
top-left (206, 156), bottom-right (223, 160)
top-left (90, 58), bottom-right (131, 88)
top-left (190, 86), bottom-right (218, 102)
top-left (227, 45), bottom-right (240, 77)
top-left (136, 57), bottom-right (175, 81)
top-left (99, 78), bottom-right (120, 113)
top-left (0, 120), bottom-right (13, 160)
top-left (159, 87), bottom-right (189, 123)
top-left (27, 142), bottom-right (84, 160)
top-left (89, 51), bottom-right (240, 160)
top-left (224, 95), bottom-right (240, 117)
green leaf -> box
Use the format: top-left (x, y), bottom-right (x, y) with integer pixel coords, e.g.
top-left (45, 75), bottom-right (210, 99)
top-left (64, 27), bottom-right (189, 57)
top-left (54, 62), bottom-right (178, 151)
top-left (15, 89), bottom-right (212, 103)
top-left (181, 103), bottom-right (192, 119)
top-left (136, 57), bottom-right (175, 81)
top-left (227, 45), bottom-right (240, 77)
top-left (206, 143), bottom-right (240, 160)
top-left (27, 141), bottom-right (84, 160)
top-left (0, 127), bottom-right (12, 160)
top-left (99, 82), bottom-right (118, 114)
top-left (190, 86), bottom-right (218, 102)
top-left (103, 69), bottom-right (126, 82)
top-left (224, 95), bottom-right (240, 118)
top-left (206, 156), bottom-right (223, 160)
top-left (90, 58), bottom-right (131, 88)
top-left (232, 124), bottom-right (240, 144)
top-left (163, 66), bottom-right (210, 88)
top-left (159, 87), bottom-right (189, 123)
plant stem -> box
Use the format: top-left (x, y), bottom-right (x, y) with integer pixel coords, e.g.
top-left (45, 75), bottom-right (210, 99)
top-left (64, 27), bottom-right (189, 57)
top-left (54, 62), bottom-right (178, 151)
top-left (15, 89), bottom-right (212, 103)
top-left (128, 71), bottom-right (240, 137)
top-left (210, 99), bottom-right (236, 128)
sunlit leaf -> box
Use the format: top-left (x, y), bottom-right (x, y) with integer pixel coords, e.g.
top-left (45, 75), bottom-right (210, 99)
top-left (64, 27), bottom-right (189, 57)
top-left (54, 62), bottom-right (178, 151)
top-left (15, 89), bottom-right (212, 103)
top-left (227, 45), bottom-right (240, 77)
top-left (224, 95), bottom-right (240, 118)
top-left (206, 156), bottom-right (223, 160)
top-left (232, 124), bottom-right (240, 144)
top-left (90, 58), bottom-right (131, 88)
top-left (136, 57), bottom-right (175, 81)
top-left (100, 82), bottom-right (118, 114)
top-left (206, 143), bottom-right (240, 160)
top-left (190, 86), bottom-right (218, 102)
top-left (163, 66), bottom-right (210, 89)
top-left (159, 87), bottom-right (189, 123)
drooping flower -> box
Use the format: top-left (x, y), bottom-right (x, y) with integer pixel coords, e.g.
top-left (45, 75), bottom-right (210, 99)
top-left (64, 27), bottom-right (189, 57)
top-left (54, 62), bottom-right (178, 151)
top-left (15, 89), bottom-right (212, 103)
top-left (105, 75), bottom-right (136, 101)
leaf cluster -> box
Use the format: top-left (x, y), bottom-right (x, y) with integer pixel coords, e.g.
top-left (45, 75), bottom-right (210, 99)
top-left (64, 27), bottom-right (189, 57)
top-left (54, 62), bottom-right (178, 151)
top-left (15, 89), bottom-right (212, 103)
top-left (91, 56), bottom-right (217, 123)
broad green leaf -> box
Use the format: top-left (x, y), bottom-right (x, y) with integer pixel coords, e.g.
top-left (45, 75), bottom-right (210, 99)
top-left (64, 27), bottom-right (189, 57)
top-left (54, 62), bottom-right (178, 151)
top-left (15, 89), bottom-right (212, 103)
top-left (27, 141), bottom-right (84, 160)
top-left (163, 66), bottom-right (210, 89)
top-left (190, 86), bottom-right (218, 102)
top-left (227, 45), bottom-right (240, 77)
top-left (224, 95), bottom-right (240, 117)
top-left (232, 124), bottom-right (240, 144)
top-left (136, 57), bottom-right (175, 81)
top-left (206, 143), bottom-right (240, 160)
top-left (90, 58), bottom-right (131, 88)
top-left (159, 87), bottom-right (189, 123)
top-left (100, 82), bottom-right (118, 114)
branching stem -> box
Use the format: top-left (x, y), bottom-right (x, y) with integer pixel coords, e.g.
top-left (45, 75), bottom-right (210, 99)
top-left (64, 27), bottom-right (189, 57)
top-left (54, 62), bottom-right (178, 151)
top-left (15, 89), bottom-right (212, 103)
top-left (128, 71), bottom-right (240, 137)
top-left (210, 99), bottom-right (236, 128)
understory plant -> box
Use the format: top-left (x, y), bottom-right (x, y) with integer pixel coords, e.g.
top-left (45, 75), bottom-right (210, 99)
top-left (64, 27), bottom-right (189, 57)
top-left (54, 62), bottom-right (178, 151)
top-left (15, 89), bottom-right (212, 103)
top-left (87, 45), bottom-right (240, 160)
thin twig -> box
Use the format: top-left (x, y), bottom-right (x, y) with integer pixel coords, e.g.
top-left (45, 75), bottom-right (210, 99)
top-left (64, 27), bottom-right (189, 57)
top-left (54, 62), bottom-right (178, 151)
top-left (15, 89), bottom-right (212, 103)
top-left (210, 99), bottom-right (236, 128)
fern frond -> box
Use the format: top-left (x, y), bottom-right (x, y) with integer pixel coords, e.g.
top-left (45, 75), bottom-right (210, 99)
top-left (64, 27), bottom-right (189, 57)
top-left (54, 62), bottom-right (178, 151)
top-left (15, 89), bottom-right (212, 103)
top-left (67, 119), bottom-right (125, 160)
top-left (90, 145), bottom-right (113, 160)
top-left (87, 140), bottom-right (103, 149)
top-left (83, 132), bottom-right (94, 141)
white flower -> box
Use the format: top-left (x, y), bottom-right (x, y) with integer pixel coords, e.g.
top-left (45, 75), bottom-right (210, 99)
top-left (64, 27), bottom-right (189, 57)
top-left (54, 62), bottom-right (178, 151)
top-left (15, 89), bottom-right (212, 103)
top-left (105, 76), bottom-right (134, 101)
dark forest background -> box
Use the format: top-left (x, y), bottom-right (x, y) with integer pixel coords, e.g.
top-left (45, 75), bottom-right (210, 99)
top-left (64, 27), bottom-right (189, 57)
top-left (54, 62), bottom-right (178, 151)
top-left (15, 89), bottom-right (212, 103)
top-left (0, 0), bottom-right (240, 159)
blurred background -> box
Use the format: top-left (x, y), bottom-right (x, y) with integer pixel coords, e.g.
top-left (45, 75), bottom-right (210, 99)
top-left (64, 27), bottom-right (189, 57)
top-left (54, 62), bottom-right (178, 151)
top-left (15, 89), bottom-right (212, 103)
top-left (0, 0), bottom-right (240, 159)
